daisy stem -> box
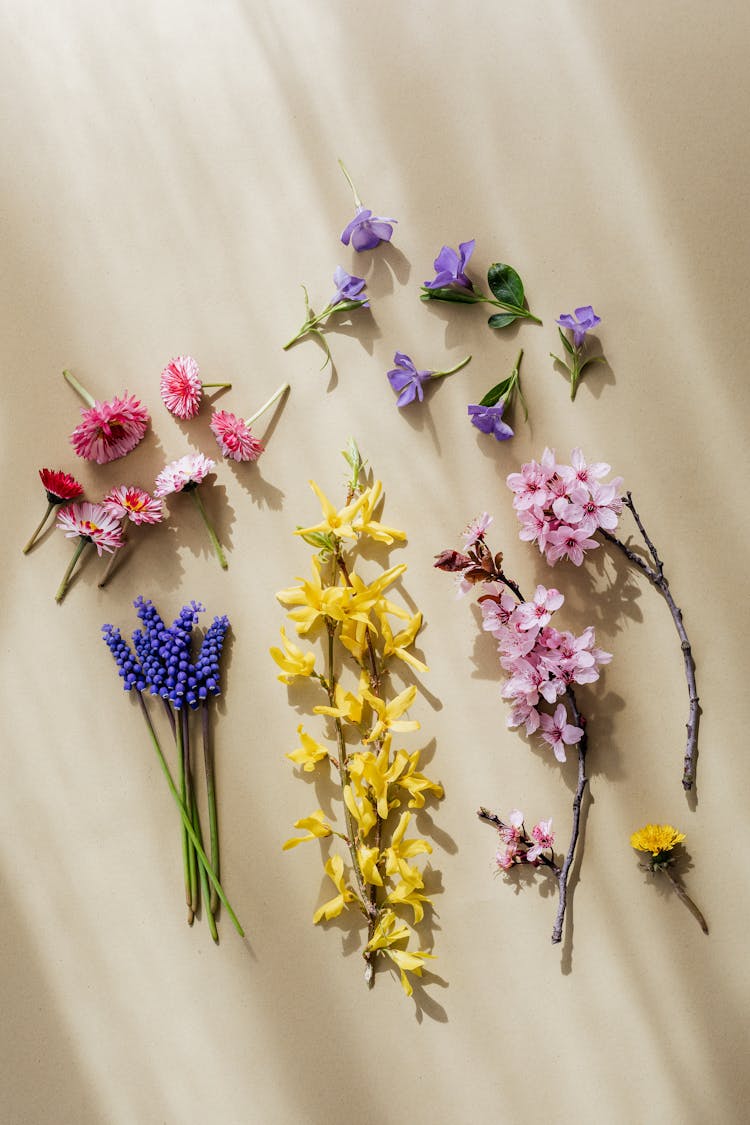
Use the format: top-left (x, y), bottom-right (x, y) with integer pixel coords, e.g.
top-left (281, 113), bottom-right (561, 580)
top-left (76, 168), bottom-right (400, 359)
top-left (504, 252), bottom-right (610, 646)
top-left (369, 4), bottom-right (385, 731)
top-left (55, 538), bottom-right (90, 603)
top-left (175, 712), bottom-right (194, 924)
top-left (190, 488), bottom-right (228, 570)
top-left (182, 709), bottom-right (199, 916)
top-left (431, 355), bottom-right (472, 380)
top-left (202, 702), bottom-right (220, 915)
top-left (137, 693), bottom-right (245, 937)
top-left (23, 502), bottom-right (55, 554)
top-left (98, 527), bottom-right (128, 587)
top-left (62, 369), bottom-right (95, 408)
top-left (245, 382), bottom-right (289, 428)
top-left (201, 383), bottom-right (232, 389)
top-left (338, 157), bottom-right (364, 209)
top-left (662, 868), bottom-right (709, 934)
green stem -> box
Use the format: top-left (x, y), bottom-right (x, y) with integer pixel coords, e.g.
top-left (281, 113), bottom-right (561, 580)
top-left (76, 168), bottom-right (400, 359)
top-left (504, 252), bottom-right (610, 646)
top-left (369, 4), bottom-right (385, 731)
top-left (201, 382), bottom-right (232, 389)
top-left (55, 538), bottom-right (90, 603)
top-left (23, 501), bottom-right (55, 554)
top-left (98, 526), bottom-right (128, 587)
top-left (431, 355), bottom-right (472, 380)
top-left (338, 158), bottom-right (364, 209)
top-left (62, 369), bottom-right (95, 408)
top-left (192, 787), bottom-right (219, 944)
top-left (663, 868), bottom-right (709, 934)
top-left (137, 693), bottom-right (245, 937)
top-left (182, 709), bottom-right (199, 915)
top-left (202, 702), bottom-right (220, 915)
top-left (245, 382), bottom-right (289, 427)
top-left (478, 295), bottom-right (542, 325)
top-left (175, 711), bottom-right (194, 924)
top-left (283, 307), bottom-right (334, 350)
top-left (189, 488), bottom-right (228, 570)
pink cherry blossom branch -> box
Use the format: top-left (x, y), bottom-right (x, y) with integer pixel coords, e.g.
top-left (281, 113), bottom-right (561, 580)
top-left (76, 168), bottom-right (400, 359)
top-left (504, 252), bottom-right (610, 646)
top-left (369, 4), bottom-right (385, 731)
top-left (600, 491), bottom-right (700, 791)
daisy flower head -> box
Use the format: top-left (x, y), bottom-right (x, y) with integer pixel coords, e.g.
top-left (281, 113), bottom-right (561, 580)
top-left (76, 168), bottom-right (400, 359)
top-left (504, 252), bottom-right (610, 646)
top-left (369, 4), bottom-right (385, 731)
top-left (154, 453), bottom-right (216, 498)
top-left (69, 393), bottom-right (150, 464)
top-left (160, 355), bottom-right (203, 419)
top-left (57, 502), bottom-right (124, 555)
top-left (210, 410), bottom-right (265, 463)
top-left (103, 486), bottom-right (164, 525)
top-left (39, 468), bottom-right (84, 504)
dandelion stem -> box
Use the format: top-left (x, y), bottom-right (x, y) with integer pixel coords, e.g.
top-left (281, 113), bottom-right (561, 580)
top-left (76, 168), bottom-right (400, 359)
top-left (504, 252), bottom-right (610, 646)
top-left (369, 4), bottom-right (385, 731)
top-left (202, 702), bottom-right (220, 915)
top-left (55, 538), bottom-right (90, 603)
top-left (190, 488), bottom-right (228, 570)
top-left (23, 502), bottom-right (55, 554)
top-left (600, 491), bottom-right (700, 791)
top-left (136, 693), bottom-right (245, 937)
top-left (662, 867), bottom-right (709, 934)
top-left (245, 383), bottom-right (289, 428)
top-left (62, 369), bottom-right (95, 408)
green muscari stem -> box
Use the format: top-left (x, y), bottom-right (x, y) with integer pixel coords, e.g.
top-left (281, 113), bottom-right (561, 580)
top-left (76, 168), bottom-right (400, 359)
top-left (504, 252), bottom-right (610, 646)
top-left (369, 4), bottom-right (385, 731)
top-left (62, 368), bottom-right (95, 408)
top-left (136, 693), bottom-right (245, 937)
top-left (23, 501), bottom-right (56, 554)
top-left (175, 712), bottom-right (194, 924)
top-left (189, 488), bottom-right (228, 570)
top-left (202, 702), bottom-right (220, 916)
top-left (55, 538), bottom-right (90, 603)
top-left (191, 781), bottom-right (218, 943)
top-left (182, 709), bottom-right (199, 916)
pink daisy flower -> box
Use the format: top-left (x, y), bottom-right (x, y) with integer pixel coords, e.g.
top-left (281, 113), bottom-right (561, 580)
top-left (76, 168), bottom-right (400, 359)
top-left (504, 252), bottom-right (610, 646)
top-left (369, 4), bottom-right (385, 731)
top-left (57, 502), bottom-right (124, 555)
top-left (160, 356), bottom-right (203, 419)
top-left (103, 485), bottom-right (164, 525)
top-left (69, 393), bottom-right (150, 464)
top-left (154, 453), bottom-right (216, 498)
top-left (209, 410), bottom-right (265, 462)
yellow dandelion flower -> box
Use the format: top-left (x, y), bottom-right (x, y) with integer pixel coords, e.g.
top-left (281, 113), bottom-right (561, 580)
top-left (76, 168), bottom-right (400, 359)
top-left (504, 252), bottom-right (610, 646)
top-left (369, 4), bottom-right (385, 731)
top-left (630, 824), bottom-right (686, 857)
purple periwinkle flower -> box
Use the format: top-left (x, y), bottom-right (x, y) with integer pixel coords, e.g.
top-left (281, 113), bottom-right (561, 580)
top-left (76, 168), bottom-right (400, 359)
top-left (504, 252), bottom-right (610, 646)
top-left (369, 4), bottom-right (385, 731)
top-left (423, 239), bottom-right (476, 292)
top-left (557, 306), bottom-right (601, 349)
top-left (468, 401), bottom-right (514, 441)
top-left (330, 266), bottom-right (370, 308)
top-left (341, 207), bottom-right (396, 252)
top-left (387, 352), bottom-right (432, 407)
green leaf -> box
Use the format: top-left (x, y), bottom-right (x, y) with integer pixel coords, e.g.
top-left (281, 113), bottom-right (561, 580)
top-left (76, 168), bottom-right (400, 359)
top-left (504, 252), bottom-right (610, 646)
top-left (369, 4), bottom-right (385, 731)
top-left (478, 376), bottom-right (514, 407)
top-left (296, 529), bottom-right (336, 552)
top-left (579, 355), bottom-right (606, 372)
top-left (487, 312), bottom-right (519, 329)
top-left (558, 326), bottom-right (575, 356)
top-left (549, 352), bottom-right (571, 374)
top-left (487, 263), bottom-right (525, 308)
top-left (420, 286), bottom-right (482, 304)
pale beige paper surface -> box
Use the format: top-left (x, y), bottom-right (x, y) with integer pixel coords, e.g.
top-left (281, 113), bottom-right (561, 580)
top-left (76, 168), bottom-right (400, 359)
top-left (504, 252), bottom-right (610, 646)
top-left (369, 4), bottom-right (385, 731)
top-left (2, 2), bottom-right (749, 1123)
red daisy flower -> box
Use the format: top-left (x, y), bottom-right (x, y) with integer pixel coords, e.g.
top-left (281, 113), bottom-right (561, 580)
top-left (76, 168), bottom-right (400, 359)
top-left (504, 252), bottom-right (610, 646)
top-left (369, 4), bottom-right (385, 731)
top-left (39, 468), bottom-right (84, 504)
top-left (69, 393), bottom-right (150, 464)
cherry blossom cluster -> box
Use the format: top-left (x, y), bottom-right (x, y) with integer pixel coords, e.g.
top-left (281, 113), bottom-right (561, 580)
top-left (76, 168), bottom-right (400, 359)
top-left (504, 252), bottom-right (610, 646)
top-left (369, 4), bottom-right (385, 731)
top-left (493, 809), bottom-right (556, 872)
top-left (507, 447), bottom-right (623, 565)
top-left (479, 581), bottom-right (610, 760)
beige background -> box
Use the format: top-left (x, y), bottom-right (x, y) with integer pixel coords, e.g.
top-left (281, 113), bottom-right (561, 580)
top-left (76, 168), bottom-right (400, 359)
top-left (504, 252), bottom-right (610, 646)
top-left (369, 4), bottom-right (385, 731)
top-left (2, 2), bottom-right (749, 1123)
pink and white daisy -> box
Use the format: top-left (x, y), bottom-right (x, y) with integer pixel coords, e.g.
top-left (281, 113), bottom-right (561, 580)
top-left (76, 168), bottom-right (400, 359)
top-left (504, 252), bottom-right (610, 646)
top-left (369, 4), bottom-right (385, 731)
top-left (527, 819), bottom-right (555, 863)
top-left (160, 356), bottom-right (203, 419)
top-left (539, 703), bottom-right (584, 763)
top-left (103, 485), bottom-right (164, 525)
top-left (69, 392), bottom-right (150, 464)
top-left (462, 512), bottom-right (493, 548)
top-left (56, 502), bottom-right (124, 555)
top-left (154, 453), bottom-right (216, 497)
top-left (209, 410), bottom-right (265, 462)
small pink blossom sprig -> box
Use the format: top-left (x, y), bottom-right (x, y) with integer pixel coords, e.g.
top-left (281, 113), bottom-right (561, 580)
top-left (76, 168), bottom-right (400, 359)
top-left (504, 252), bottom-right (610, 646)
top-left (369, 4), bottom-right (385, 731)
top-left (55, 501), bottom-right (124, 602)
top-left (98, 486), bottom-right (165, 587)
top-left (63, 369), bottom-right (149, 464)
top-left (209, 382), bottom-right (289, 462)
top-left (159, 355), bottom-right (232, 420)
top-left (508, 448), bottom-right (700, 792)
top-left (477, 808), bottom-right (558, 873)
top-left (155, 453), bottom-right (227, 569)
top-left (23, 469), bottom-right (84, 554)
top-left (435, 521), bottom-right (609, 945)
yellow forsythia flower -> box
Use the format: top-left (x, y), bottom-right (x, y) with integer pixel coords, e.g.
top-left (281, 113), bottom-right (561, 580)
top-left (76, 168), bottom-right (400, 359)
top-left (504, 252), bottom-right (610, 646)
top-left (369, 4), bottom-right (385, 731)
top-left (313, 855), bottom-right (358, 923)
top-left (282, 809), bottom-right (333, 850)
top-left (630, 824), bottom-right (686, 857)
top-left (352, 480), bottom-right (406, 544)
top-left (295, 480), bottom-right (368, 542)
top-left (286, 725), bottom-right (328, 772)
top-left (362, 684), bottom-right (420, 744)
top-left (270, 628), bottom-right (315, 683)
top-left (276, 557), bottom-right (351, 634)
top-left (380, 612), bottom-right (429, 674)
